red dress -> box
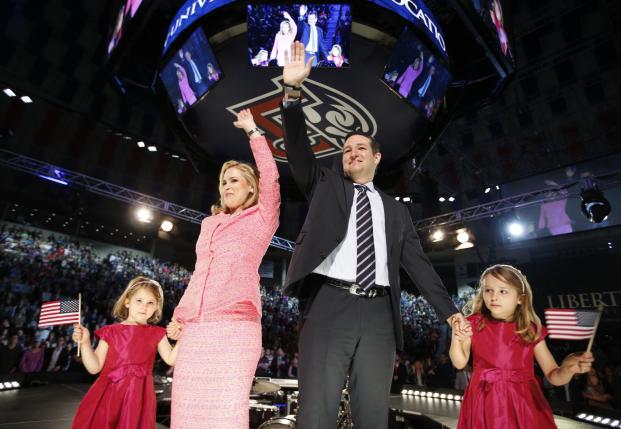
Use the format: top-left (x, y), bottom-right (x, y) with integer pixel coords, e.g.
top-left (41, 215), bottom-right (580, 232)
top-left (72, 324), bottom-right (166, 429)
top-left (457, 314), bottom-right (557, 429)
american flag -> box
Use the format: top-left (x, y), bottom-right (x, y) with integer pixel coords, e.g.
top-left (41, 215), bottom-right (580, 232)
top-left (38, 299), bottom-right (80, 327)
top-left (544, 308), bottom-right (599, 340)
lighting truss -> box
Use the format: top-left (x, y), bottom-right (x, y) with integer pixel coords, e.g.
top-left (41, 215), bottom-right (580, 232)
top-left (414, 171), bottom-right (621, 231)
top-left (0, 150), bottom-right (295, 252)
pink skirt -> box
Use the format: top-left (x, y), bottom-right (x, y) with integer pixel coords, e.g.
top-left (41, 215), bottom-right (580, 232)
top-left (171, 302), bottom-right (261, 429)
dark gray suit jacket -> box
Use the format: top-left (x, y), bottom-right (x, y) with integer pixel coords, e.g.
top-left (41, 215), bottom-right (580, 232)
top-left (280, 101), bottom-right (457, 349)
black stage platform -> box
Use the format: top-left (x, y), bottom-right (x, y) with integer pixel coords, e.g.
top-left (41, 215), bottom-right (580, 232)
top-left (0, 384), bottom-right (600, 428)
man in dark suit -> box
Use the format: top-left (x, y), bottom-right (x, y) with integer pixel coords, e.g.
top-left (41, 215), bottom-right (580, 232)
top-left (297, 6), bottom-right (328, 66)
top-left (43, 336), bottom-right (69, 372)
top-left (278, 42), bottom-right (467, 429)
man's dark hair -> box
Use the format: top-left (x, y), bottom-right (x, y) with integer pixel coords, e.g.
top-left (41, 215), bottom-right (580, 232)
top-left (344, 129), bottom-right (380, 154)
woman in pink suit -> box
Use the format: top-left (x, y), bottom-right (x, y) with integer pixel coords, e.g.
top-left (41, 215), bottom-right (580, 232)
top-left (396, 47), bottom-right (424, 99)
top-left (270, 11), bottom-right (297, 66)
top-left (173, 63), bottom-right (197, 106)
top-left (167, 109), bottom-right (280, 429)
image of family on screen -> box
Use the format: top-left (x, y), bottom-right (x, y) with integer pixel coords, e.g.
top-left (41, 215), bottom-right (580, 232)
top-left (383, 29), bottom-right (452, 121)
top-left (160, 29), bottom-right (222, 114)
top-left (247, 4), bottom-right (351, 68)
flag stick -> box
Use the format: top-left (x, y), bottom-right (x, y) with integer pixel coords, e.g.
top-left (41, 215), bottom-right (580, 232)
top-left (77, 293), bottom-right (82, 358)
top-left (586, 305), bottom-right (604, 353)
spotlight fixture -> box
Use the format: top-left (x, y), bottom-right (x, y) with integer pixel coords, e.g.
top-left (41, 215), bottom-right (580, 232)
top-left (402, 197), bottom-right (411, 203)
top-left (20, 96), bottom-right (33, 103)
top-left (431, 230), bottom-right (445, 242)
top-left (135, 207), bottom-right (153, 223)
top-left (448, 196), bottom-right (455, 202)
top-left (3, 88), bottom-right (16, 97)
top-left (580, 183), bottom-right (611, 223)
top-left (507, 222), bottom-right (524, 237)
top-left (455, 228), bottom-right (474, 250)
top-left (137, 141), bottom-right (145, 148)
top-left (161, 220), bottom-right (174, 232)
top-left (438, 196), bottom-right (446, 202)
top-left (484, 187), bottom-right (491, 194)
top-left (147, 146), bottom-right (157, 152)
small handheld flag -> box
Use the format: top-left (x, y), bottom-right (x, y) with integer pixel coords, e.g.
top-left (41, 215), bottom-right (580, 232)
top-left (38, 298), bottom-right (81, 327)
top-left (544, 308), bottom-right (602, 350)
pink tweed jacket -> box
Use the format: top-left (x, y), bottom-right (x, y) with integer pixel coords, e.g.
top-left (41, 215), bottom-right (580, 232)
top-left (173, 136), bottom-right (280, 322)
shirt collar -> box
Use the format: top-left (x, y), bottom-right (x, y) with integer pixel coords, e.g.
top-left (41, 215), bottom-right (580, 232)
top-left (354, 181), bottom-right (375, 193)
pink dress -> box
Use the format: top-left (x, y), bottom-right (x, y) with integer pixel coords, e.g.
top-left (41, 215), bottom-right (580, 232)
top-left (270, 24), bottom-right (297, 66)
top-left (457, 314), bottom-right (557, 429)
top-left (397, 64), bottom-right (424, 98)
top-left (71, 324), bottom-right (166, 429)
top-left (171, 136), bottom-right (280, 429)
top-left (177, 67), bottom-right (197, 106)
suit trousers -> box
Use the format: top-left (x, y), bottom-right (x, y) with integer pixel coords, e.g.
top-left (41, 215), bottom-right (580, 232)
top-left (297, 280), bottom-right (396, 429)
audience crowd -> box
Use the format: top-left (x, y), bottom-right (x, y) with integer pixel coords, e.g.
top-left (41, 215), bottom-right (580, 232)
top-left (1, 224), bottom-right (620, 411)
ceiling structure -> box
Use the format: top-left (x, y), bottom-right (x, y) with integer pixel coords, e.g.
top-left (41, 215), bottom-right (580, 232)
top-left (1, 0), bottom-right (620, 248)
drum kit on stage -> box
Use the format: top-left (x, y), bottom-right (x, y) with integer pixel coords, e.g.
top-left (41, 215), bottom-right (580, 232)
top-left (250, 378), bottom-right (354, 429)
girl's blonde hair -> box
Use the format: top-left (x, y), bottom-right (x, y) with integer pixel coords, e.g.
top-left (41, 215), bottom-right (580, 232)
top-left (112, 276), bottom-right (164, 324)
top-left (211, 160), bottom-right (259, 215)
top-left (463, 264), bottom-right (542, 343)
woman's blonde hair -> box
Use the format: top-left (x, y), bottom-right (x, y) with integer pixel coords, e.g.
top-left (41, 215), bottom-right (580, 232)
top-left (211, 160), bottom-right (260, 215)
top-left (463, 264), bottom-right (542, 343)
top-left (112, 276), bottom-right (164, 324)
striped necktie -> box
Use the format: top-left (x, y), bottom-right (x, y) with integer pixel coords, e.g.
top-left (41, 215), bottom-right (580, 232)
top-left (355, 184), bottom-right (375, 290)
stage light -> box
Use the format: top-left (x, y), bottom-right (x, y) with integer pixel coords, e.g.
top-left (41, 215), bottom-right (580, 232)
top-left (448, 196), bottom-right (455, 202)
top-left (577, 413), bottom-right (586, 419)
top-left (456, 230), bottom-right (470, 243)
top-left (0, 384), bottom-right (4, 390)
top-left (580, 185), bottom-right (611, 223)
top-left (10, 381), bottom-right (19, 388)
top-left (403, 197), bottom-right (411, 202)
top-left (3, 88), bottom-right (16, 97)
top-left (446, 394), bottom-right (454, 400)
top-left (438, 196), bottom-right (446, 202)
top-left (161, 220), bottom-right (173, 232)
top-left (611, 419), bottom-right (619, 427)
top-left (426, 391), bottom-right (433, 397)
top-left (586, 415), bottom-right (594, 421)
top-left (135, 207), bottom-right (153, 223)
top-left (594, 417), bottom-right (602, 423)
top-left (20, 96), bottom-right (33, 103)
top-left (137, 141), bottom-right (145, 148)
top-left (172, 154), bottom-right (180, 159)
top-left (433, 392), bottom-right (440, 398)
top-left (147, 146), bottom-right (157, 152)
top-left (507, 222), bottom-right (524, 237)
top-left (431, 230), bottom-right (445, 242)
top-left (395, 197), bottom-right (400, 201)
top-left (413, 390), bottom-right (420, 396)
top-left (484, 187), bottom-right (491, 194)
top-left (401, 389), bottom-right (407, 395)
top-left (3, 382), bottom-right (12, 388)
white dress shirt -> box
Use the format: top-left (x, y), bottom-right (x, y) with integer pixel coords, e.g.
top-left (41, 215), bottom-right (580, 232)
top-left (313, 181), bottom-right (390, 286)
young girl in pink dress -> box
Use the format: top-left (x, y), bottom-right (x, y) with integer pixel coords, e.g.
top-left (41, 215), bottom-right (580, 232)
top-left (450, 264), bottom-right (594, 429)
top-left (71, 277), bottom-right (179, 429)
top-left (167, 109), bottom-right (280, 429)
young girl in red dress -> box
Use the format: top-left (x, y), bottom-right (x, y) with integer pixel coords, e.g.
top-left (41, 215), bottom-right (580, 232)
top-left (71, 276), bottom-right (179, 429)
top-left (450, 264), bottom-right (594, 429)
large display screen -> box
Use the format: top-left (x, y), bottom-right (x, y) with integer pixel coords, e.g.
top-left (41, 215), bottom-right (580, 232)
top-left (470, 0), bottom-right (513, 62)
top-left (382, 27), bottom-right (452, 121)
top-left (159, 28), bottom-right (222, 114)
top-left (247, 4), bottom-right (352, 68)
top-left (107, 0), bottom-right (144, 56)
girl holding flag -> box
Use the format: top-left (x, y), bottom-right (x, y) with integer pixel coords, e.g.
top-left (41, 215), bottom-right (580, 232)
top-left (450, 264), bottom-right (595, 429)
top-left (70, 276), bottom-right (178, 429)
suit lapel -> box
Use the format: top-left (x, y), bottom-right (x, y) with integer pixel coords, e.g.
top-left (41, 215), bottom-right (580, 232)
top-left (341, 177), bottom-right (354, 216)
top-left (378, 189), bottom-right (398, 258)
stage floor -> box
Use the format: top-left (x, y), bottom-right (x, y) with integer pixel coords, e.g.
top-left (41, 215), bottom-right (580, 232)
top-left (0, 384), bottom-right (600, 429)
top-left (390, 394), bottom-right (600, 429)
top-left (0, 384), bottom-right (168, 429)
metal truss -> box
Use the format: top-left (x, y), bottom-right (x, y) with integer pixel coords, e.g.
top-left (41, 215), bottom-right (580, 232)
top-left (414, 170), bottom-right (621, 231)
top-left (0, 149), bottom-right (295, 252)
